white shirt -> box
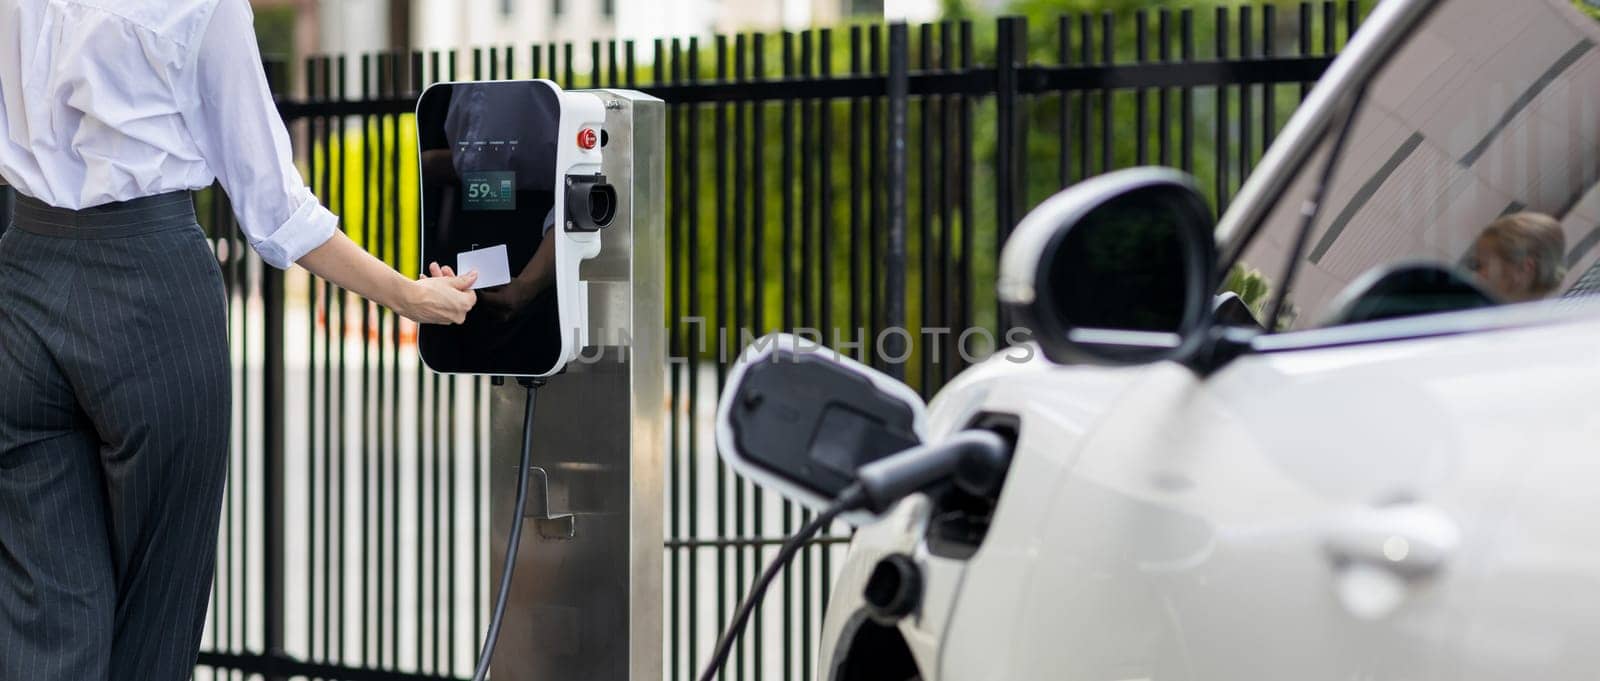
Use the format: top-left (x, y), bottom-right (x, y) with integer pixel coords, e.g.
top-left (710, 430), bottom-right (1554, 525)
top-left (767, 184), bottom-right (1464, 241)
top-left (0, 0), bottom-right (336, 268)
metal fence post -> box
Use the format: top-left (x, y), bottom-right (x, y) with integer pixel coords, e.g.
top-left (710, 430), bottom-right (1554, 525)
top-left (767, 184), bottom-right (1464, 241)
top-left (995, 16), bottom-right (1027, 334)
top-left (995, 16), bottom-right (1028, 241)
top-left (261, 58), bottom-right (289, 681)
top-left (885, 23), bottom-right (909, 382)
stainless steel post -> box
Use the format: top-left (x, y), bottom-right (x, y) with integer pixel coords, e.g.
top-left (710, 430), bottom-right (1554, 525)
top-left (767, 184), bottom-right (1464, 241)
top-left (488, 89), bottom-right (665, 681)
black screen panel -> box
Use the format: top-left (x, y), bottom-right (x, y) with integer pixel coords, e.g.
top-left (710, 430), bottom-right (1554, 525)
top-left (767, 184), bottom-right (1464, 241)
top-left (417, 81), bottom-right (565, 376)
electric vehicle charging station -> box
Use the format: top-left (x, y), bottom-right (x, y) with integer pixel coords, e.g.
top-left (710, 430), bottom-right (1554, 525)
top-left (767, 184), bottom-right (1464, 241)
top-left (415, 82), bottom-right (664, 681)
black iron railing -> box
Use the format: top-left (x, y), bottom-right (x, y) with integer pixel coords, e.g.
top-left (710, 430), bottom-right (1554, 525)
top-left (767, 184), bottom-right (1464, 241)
top-left (186, 4), bottom-right (1367, 680)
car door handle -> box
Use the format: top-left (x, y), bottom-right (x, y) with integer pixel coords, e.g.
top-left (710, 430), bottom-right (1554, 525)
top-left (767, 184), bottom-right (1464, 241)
top-left (1322, 502), bottom-right (1460, 579)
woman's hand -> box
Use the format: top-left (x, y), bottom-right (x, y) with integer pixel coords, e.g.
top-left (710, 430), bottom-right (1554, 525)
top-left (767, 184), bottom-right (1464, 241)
top-left (295, 232), bottom-right (478, 324)
top-left (397, 263), bottom-right (479, 325)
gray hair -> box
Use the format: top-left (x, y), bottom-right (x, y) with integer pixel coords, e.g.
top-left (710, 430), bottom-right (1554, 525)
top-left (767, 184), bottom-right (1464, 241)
top-left (1482, 212), bottom-right (1567, 295)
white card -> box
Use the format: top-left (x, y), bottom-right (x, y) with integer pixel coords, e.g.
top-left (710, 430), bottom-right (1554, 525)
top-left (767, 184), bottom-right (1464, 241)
top-left (455, 244), bottom-right (512, 290)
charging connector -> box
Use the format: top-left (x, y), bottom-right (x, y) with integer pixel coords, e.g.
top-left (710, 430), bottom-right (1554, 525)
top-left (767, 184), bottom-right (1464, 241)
top-left (697, 429), bottom-right (1011, 681)
top-left (855, 430), bottom-right (1008, 514)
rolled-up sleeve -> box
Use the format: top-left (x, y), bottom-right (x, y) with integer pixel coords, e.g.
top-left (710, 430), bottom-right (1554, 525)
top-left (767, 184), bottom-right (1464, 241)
top-left (181, 0), bottom-right (336, 269)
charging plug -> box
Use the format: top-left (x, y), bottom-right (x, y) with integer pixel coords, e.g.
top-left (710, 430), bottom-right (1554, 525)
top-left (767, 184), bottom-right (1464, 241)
top-left (854, 430), bottom-right (1009, 514)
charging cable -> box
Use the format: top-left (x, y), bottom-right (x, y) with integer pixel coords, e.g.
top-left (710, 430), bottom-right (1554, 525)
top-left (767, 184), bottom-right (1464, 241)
top-left (471, 378), bottom-right (543, 681)
top-left (697, 485), bottom-right (866, 681)
top-left (697, 429), bottom-right (1009, 681)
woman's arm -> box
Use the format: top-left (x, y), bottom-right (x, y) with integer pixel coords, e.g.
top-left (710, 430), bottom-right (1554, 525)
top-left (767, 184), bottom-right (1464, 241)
top-left (182, 0), bottom-right (473, 324)
top-left (297, 231), bottom-right (478, 325)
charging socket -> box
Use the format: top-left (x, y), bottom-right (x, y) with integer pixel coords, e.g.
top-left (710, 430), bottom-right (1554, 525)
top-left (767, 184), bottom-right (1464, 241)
top-left (564, 173), bottom-right (617, 232)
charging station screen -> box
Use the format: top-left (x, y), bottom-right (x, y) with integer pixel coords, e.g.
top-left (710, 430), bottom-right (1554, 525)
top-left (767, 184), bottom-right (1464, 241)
top-left (416, 81), bottom-right (564, 376)
top-left (461, 170), bottom-right (516, 211)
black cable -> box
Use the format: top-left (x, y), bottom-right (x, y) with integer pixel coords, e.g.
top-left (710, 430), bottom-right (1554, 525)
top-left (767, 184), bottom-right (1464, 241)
top-left (697, 486), bottom-right (867, 681)
top-left (471, 380), bottom-right (540, 681)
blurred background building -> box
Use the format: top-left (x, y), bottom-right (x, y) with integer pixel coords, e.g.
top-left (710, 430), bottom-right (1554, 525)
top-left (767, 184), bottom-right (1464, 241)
top-left (248, 0), bottom-right (948, 87)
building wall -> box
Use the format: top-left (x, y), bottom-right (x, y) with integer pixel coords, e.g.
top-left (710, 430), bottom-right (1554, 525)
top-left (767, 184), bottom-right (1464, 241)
top-left (318, 0), bottom-right (391, 56)
top-left (411, 0), bottom-right (890, 65)
top-left (251, 0), bottom-right (924, 81)
top-left (412, 0), bottom-right (618, 72)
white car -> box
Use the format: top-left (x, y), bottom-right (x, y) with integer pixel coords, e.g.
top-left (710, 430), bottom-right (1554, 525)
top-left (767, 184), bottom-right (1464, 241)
top-left (715, 0), bottom-right (1600, 679)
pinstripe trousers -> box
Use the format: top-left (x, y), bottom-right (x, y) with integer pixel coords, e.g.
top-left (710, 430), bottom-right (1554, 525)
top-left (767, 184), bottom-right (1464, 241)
top-left (0, 192), bottom-right (230, 680)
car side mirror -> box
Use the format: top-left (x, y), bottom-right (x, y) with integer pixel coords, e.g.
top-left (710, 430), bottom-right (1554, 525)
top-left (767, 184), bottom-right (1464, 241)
top-left (715, 333), bottom-right (927, 524)
top-left (998, 168), bottom-right (1218, 366)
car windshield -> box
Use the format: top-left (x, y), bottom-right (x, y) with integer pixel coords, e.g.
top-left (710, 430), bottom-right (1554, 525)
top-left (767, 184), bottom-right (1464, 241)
top-left (1230, 0), bottom-right (1600, 331)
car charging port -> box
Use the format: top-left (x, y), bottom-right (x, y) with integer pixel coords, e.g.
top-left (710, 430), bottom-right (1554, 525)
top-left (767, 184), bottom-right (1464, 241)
top-left (926, 413), bottom-right (1018, 560)
top-left (863, 553), bottom-right (921, 624)
top-left (564, 173), bottom-right (616, 231)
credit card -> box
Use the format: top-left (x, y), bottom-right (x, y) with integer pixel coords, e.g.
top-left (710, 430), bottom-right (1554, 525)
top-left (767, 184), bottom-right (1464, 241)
top-left (455, 244), bottom-right (512, 290)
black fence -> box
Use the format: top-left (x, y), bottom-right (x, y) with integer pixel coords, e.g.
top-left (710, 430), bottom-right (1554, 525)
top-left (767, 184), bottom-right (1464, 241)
top-left (121, 4), bottom-right (1369, 681)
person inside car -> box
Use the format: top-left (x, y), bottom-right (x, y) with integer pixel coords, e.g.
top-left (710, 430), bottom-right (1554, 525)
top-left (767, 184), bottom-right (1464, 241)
top-left (1465, 211), bottom-right (1568, 303)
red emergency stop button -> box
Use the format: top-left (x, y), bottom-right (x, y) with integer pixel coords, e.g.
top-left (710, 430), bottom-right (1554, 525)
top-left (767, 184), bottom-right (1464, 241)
top-left (577, 127), bottom-right (599, 150)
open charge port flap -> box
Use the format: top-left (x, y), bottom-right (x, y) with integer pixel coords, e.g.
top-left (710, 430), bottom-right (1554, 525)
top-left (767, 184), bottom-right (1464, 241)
top-left (564, 173), bottom-right (616, 232)
top-left (925, 412), bottom-right (1019, 560)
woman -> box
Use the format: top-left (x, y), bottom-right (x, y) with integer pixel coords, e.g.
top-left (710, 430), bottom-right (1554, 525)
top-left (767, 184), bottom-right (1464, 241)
top-left (0, 0), bottom-right (475, 678)
top-left (1467, 212), bottom-right (1568, 303)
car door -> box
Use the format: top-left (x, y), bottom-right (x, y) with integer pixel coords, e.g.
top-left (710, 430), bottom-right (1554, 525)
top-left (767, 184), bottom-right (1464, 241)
top-left (992, 312), bottom-right (1600, 681)
top-left (940, 0), bottom-right (1600, 677)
